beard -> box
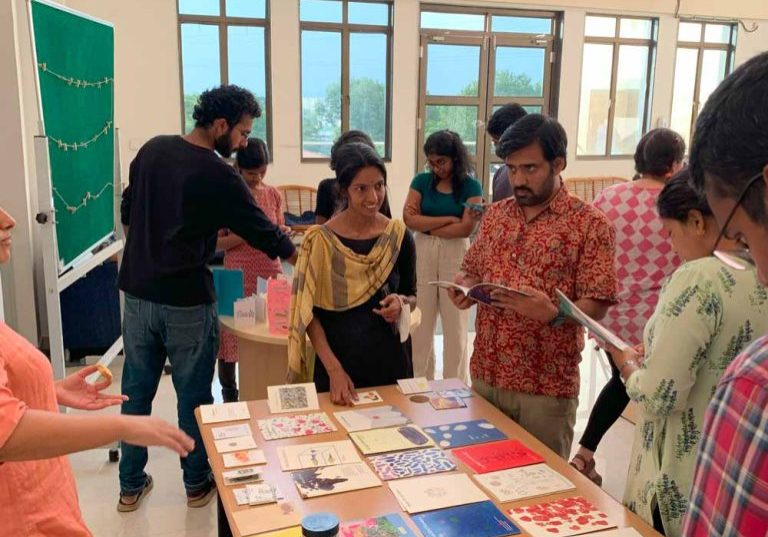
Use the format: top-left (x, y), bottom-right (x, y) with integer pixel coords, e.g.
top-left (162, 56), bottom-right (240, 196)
top-left (214, 132), bottom-right (233, 158)
top-left (514, 168), bottom-right (558, 207)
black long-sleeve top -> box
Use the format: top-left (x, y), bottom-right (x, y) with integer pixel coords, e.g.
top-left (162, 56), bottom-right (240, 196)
top-left (118, 135), bottom-right (295, 306)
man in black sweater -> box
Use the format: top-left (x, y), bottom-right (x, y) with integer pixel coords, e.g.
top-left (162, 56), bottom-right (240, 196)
top-left (117, 85), bottom-right (296, 511)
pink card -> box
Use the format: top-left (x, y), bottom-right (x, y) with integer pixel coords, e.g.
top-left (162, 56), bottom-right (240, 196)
top-left (267, 278), bottom-right (291, 336)
top-left (508, 496), bottom-right (617, 537)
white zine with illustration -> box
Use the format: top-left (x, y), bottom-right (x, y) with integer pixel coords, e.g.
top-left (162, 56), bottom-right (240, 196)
top-left (199, 402), bottom-right (250, 424)
top-left (388, 473), bottom-right (488, 514)
top-left (214, 435), bottom-right (258, 454)
top-left (267, 383), bottom-right (320, 414)
top-left (277, 440), bottom-right (361, 471)
top-left (292, 462), bottom-right (382, 498)
top-left (334, 405), bottom-right (411, 432)
top-left (474, 463), bottom-right (575, 503)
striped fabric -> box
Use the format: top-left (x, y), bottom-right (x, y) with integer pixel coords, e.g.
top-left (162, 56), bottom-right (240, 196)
top-left (683, 335), bottom-right (768, 537)
top-left (287, 220), bottom-right (406, 382)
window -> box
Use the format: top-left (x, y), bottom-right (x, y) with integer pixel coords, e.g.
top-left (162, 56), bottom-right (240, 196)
top-left (300, 0), bottom-right (393, 159)
top-left (577, 15), bottom-right (656, 157)
top-left (417, 6), bottom-right (560, 197)
top-left (178, 0), bottom-right (271, 145)
top-left (670, 21), bottom-right (736, 149)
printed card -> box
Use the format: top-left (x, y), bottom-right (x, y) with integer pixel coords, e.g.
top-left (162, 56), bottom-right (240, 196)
top-left (412, 500), bottom-right (520, 537)
top-left (292, 462), bottom-right (381, 498)
top-left (267, 383), bottom-right (319, 414)
top-left (223, 449), bottom-right (267, 468)
top-left (223, 466), bottom-right (263, 486)
top-left (200, 402), bottom-right (250, 424)
top-left (368, 447), bottom-right (456, 480)
top-left (214, 435), bottom-right (258, 453)
top-left (388, 473), bottom-right (488, 514)
top-left (429, 394), bottom-right (467, 410)
top-left (258, 413), bottom-right (337, 440)
top-left (351, 390), bottom-right (384, 406)
top-left (423, 420), bottom-right (507, 449)
top-left (474, 464), bottom-right (575, 503)
top-left (334, 405), bottom-right (411, 433)
top-left (212, 423), bottom-right (253, 440)
top-left (340, 513), bottom-right (418, 537)
top-left (453, 440), bottom-right (544, 473)
top-left (349, 425), bottom-right (435, 455)
top-left (277, 440), bottom-right (360, 471)
top-left (233, 502), bottom-right (302, 536)
top-left (246, 483), bottom-right (284, 505)
top-left (508, 496), bottom-right (618, 537)
top-left (397, 377), bottom-right (431, 394)
top-left (233, 487), bottom-right (250, 506)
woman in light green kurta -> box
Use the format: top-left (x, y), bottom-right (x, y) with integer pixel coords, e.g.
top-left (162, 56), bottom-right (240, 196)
top-left (607, 172), bottom-right (768, 537)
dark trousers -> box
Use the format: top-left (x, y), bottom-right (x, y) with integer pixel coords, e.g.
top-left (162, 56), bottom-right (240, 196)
top-left (578, 352), bottom-right (630, 452)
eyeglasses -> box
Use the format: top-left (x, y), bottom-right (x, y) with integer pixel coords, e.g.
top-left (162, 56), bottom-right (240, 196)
top-left (711, 172), bottom-right (762, 270)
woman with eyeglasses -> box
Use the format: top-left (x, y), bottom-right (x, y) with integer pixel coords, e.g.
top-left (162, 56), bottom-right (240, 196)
top-left (287, 143), bottom-right (416, 405)
top-left (403, 130), bottom-right (483, 385)
top-left (605, 170), bottom-right (768, 537)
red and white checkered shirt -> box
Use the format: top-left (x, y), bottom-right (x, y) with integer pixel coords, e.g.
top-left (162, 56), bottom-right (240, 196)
top-left (592, 182), bottom-right (680, 346)
top-left (683, 335), bottom-right (768, 537)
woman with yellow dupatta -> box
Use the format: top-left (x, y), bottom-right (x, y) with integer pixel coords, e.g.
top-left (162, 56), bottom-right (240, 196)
top-left (288, 143), bottom-right (417, 405)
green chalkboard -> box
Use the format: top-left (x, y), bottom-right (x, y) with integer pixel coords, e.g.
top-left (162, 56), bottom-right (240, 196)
top-left (31, 0), bottom-right (115, 270)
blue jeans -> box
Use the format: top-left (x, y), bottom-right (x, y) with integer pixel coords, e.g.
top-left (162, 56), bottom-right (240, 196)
top-left (119, 294), bottom-right (219, 495)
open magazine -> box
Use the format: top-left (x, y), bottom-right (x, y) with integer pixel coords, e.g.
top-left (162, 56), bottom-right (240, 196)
top-left (429, 281), bottom-right (531, 305)
top-left (555, 289), bottom-right (629, 350)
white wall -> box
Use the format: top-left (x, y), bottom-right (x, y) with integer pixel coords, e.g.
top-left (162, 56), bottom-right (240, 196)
top-left (2, 0), bottom-right (767, 339)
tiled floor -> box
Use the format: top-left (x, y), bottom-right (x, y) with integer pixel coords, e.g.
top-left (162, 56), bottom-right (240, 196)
top-left (69, 333), bottom-right (635, 537)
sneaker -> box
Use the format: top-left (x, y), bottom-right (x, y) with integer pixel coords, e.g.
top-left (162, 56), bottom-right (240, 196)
top-left (187, 478), bottom-right (217, 508)
top-left (117, 474), bottom-right (154, 512)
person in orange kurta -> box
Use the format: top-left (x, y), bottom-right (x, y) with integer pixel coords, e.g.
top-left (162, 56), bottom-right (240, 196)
top-left (0, 205), bottom-right (194, 536)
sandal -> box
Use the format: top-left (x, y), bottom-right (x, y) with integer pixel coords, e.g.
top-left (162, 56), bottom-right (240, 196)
top-left (117, 474), bottom-right (154, 512)
top-left (569, 454), bottom-right (603, 487)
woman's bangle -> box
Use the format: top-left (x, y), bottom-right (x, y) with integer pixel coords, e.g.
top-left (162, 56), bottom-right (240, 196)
top-left (619, 359), bottom-right (638, 377)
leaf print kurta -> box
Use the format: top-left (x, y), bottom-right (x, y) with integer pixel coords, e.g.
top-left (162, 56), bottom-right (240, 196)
top-left (623, 257), bottom-right (768, 537)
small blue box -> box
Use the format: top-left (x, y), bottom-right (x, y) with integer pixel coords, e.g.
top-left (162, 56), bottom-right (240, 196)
top-left (211, 267), bottom-right (244, 316)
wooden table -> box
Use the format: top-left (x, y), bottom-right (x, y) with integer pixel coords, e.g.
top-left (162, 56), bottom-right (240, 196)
top-left (218, 316), bottom-right (309, 401)
top-left (196, 379), bottom-right (660, 537)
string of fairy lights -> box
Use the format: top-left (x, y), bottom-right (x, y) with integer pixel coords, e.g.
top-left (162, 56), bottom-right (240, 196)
top-left (38, 61), bottom-right (114, 216)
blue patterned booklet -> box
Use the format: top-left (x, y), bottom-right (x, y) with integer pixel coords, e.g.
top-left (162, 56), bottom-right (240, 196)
top-left (423, 419), bottom-right (507, 449)
top-left (368, 448), bottom-right (456, 480)
top-left (412, 501), bottom-right (520, 537)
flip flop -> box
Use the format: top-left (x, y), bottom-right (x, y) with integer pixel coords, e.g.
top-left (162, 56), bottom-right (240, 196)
top-left (117, 474), bottom-right (154, 512)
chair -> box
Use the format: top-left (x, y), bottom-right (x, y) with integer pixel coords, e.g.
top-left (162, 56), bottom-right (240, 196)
top-left (276, 185), bottom-right (317, 234)
top-left (564, 176), bottom-right (628, 204)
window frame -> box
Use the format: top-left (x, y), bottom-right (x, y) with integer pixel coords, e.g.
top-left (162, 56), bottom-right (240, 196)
top-left (672, 20), bottom-right (737, 146)
top-left (176, 0), bottom-right (273, 153)
top-left (299, 0), bottom-right (394, 162)
top-left (416, 4), bottom-right (562, 195)
top-left (577, 14), bottom-right (657, 159)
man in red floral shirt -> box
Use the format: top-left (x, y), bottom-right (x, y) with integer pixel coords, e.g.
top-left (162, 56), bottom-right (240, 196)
top-left (448, 114), bottom-right (617, 458)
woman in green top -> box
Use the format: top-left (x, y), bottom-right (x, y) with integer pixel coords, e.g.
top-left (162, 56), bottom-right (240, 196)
top-left (403, 130), bottom-right (483, 384)
top-left (607, 170), bottom-right (768, 537)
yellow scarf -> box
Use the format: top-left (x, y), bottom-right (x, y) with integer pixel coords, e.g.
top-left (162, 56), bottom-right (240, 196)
top-left (287, 219), bottom-right (406, 382)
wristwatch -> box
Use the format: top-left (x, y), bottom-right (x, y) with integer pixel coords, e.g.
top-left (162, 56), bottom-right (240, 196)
top-left (549, 309), bottom-right (567, 327)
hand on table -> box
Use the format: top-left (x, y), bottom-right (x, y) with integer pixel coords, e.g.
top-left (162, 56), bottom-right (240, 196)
top-left (328, 367), bottom-right (358, 406)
